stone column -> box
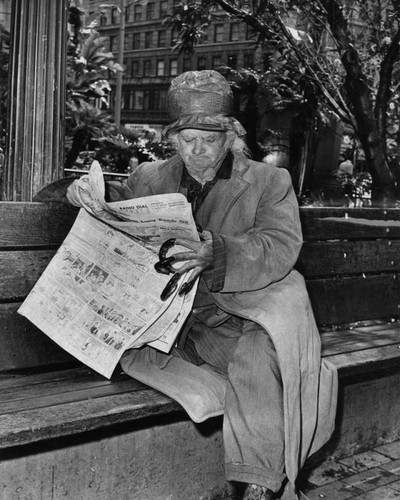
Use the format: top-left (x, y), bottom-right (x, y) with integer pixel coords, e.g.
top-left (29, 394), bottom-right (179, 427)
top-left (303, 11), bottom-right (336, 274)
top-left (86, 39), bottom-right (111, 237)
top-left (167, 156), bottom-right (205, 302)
top-left (3, 0), bottom-right (68, 201)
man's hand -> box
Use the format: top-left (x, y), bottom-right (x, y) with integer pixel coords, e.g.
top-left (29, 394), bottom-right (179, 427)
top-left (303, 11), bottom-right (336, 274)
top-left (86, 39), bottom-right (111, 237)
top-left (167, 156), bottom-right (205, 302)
top-left (172, 231), bottom-right (214, 294)
top-left (155, 232), bottom-right (214, 299)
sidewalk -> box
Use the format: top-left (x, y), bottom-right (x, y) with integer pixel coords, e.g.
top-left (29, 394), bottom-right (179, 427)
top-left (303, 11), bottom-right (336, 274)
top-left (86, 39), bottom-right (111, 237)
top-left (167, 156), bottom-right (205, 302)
top-left (298, 440), bottom-right (400, 499)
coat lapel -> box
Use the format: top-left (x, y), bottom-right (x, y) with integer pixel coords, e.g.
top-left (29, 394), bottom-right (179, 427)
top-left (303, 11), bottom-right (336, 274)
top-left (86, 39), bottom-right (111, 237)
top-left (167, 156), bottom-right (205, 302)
top-left (148, 154), bottom-right (184, 195)
top-left (197, 155), bottom-right (251, 233)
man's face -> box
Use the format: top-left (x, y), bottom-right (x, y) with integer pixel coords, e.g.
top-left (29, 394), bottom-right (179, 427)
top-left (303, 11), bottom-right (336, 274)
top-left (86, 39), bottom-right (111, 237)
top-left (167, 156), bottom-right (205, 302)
top-left (177, 129), bottom-right (227, 170)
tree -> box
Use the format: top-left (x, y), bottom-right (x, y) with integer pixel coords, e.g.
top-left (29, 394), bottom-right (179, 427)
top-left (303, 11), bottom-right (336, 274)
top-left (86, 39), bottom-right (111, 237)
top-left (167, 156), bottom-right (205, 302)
top-left (65, 2), bottom-right (123, 170)
top-left (165, 0), bottom-right (400, 205)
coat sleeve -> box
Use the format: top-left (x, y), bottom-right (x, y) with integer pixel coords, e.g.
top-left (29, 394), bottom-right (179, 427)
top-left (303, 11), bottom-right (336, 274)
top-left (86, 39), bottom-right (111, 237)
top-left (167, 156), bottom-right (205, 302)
top-left (220, 167), bottom-right (303, 293)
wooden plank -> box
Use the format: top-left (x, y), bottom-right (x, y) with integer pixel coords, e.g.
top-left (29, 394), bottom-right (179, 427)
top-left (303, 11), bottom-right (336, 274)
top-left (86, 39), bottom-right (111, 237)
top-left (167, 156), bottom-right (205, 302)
top-left (326, 344), bottom-right (400, 376)
top-left (320, 326), bottom-right (400, 357)
top-left (0, 378), bottom-right (150, 415)
top-left (307, 273), bottom-right (400, 325)
top-left (297, 240), bottom-right (400, 277)
top-left (0, 303), bottom-right (75, 371)
top-left (0, 389), bottom-right (181, 448)
top-left (0, 202), bottom-right (77, 248)
top-left (0, 249), bottom-right (55, 299)
top-left (300, 207), bottom-right (400, 241)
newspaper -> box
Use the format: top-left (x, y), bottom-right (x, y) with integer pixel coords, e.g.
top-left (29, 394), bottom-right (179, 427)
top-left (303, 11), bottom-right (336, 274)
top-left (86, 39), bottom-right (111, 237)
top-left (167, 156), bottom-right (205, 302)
top-left (18, 162), bottom-right (199, 378)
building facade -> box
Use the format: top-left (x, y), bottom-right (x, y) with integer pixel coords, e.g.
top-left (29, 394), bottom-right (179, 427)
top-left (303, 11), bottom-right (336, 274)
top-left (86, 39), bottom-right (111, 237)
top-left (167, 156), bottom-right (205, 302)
top-left (82, 0), bottom-right (256, 132)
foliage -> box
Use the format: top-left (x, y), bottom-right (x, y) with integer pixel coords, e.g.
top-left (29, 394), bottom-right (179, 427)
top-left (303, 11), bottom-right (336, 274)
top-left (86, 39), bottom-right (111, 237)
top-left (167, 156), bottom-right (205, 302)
top-left (66, 2), bottom-right (175, 174)
top-left (65, 2), bottom-right (123, 169)
top-left (92, 128), bottom-right (176, 174)
top-left (166, 0), bottom-right (400, 205)
top-left (336, 170), bottom-right (372, 207)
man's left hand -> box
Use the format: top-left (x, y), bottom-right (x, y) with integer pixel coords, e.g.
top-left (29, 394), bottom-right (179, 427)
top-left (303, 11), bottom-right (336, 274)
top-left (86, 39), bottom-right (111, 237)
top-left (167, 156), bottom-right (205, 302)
top-left (156, 231), bottom-right (214, 298)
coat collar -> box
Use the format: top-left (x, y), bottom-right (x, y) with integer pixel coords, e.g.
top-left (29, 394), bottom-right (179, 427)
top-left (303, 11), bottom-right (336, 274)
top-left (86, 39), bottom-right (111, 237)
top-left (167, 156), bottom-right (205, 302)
top-left (150, 153), bottom-right (252, 232)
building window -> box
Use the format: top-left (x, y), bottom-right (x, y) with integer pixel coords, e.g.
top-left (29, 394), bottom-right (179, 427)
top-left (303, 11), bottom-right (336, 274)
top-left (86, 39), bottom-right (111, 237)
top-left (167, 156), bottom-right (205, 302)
top-left (111, 7), bottom-right (118, 24)
top-left (143, 90), bottom-right (151, 109)
top-left (145, 32), bottom-right (153, 49)
top-left (227, 54), bottom-right (237, 69)
top-left (123, 90), bottom-right (130, 110)
top-left (133, 90), bottom-right (144, 110)
top-left (146, 3), bottom-right (155, 20)
top-left (183, 58), bottom-right (191, 72)
top-left (100, 14), bottom-right (107, 26)
top-left (212, 55), bottom-right (222, 69)
top-left (109, 35), bottom-right (117, 52)
top-left (171, 28), bottom-right (180, 46)
top-left (134, 5), bottom-right (142, 21)
top-left (246, 25), bottom-right (256, 40)
top-left (124, 34), bottom-right (131, 51)
top-left (132, 33), bottom-right (141, 50)
top-left (143, 60), bottom-right (152, 76)
top-left (131, 60), bottom-right (139, 77)
top-left (243, 53), bottom-right (254, 69)
top-left (125, 5), bottom-right (131, 22)
top-left (158, 31), bottom-right (166, 47)
top-left (156, 60), bottom-right (165, 76)
top-left (170, 59), bottom-right (178, 76)
top-left (230, 23), bottom-right (240, 41)
top-left (197, 56), bottom-right (207, 70)
top-left (160, 89), bottom-right (167, 110)
top-left (160, 1), bottom-right (168, 18)
top-left (214, 24), bottom-right (224, 43)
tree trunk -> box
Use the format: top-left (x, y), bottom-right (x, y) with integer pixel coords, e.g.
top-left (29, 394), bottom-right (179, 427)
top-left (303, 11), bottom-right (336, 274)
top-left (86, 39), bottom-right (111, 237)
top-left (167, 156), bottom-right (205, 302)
top-left (321, 0), bottom-right (397, 205)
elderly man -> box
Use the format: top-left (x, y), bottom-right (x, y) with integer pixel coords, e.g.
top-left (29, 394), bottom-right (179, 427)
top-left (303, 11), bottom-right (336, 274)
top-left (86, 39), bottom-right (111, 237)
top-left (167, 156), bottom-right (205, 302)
top-left (67, 70), bottom-right (337, 500)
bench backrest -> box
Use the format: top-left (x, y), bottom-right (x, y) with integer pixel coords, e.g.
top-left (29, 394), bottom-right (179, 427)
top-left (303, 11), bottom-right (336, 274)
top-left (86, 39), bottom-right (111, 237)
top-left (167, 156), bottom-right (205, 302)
top-left (298, 207), bottom-right (400, 326)
top-left (1, 202), bottom-right (399, 372)
top-left (0, 202), bottom-right (78, 372)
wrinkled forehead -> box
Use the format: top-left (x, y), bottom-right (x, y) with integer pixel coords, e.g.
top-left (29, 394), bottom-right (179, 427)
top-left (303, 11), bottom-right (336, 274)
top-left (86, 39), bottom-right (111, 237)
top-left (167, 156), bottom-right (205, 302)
top-left (179, 129), bottom-right (226, 140)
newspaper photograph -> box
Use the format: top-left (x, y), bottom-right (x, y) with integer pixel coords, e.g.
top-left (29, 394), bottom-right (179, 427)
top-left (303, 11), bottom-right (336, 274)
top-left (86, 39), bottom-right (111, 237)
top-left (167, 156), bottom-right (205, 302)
top-left (18, 162), bottom-right (199, 378)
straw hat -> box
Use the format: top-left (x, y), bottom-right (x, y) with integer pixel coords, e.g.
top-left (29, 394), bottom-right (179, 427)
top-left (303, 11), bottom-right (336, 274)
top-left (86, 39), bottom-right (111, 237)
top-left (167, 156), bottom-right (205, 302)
top-left (162, 70), bottom-right (246, 137)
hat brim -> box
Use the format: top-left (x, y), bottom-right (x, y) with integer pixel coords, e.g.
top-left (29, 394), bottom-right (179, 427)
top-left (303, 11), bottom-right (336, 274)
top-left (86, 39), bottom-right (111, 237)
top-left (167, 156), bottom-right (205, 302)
top-left (162, 115), bottom-right (246, 138)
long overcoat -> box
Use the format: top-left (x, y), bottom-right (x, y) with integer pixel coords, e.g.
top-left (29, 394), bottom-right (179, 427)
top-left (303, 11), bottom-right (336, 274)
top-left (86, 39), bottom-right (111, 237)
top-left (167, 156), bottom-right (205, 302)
top-left (111, 153), bottom-right (338, 486)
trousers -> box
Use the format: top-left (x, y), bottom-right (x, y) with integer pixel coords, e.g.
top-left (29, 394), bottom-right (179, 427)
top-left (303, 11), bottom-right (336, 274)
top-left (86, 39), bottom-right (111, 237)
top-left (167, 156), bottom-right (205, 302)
top-left (183, 313), bottom-right (286, 492)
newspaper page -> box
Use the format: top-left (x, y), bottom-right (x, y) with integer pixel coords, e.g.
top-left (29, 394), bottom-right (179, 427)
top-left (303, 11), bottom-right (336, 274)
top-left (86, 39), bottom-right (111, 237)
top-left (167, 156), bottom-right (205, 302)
top-left (18, 162), bottom-right (199, 378)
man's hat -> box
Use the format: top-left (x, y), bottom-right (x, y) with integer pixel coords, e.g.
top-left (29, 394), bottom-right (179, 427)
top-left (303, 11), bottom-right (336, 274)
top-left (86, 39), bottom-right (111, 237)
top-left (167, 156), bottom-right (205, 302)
top-left (162, 70), bottom-right (246, 137)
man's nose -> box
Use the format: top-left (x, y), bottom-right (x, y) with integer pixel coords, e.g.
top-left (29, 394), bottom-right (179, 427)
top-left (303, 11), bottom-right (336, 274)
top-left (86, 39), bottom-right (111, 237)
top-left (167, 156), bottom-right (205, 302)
top-left (192, 138), bottom-right (206, 155)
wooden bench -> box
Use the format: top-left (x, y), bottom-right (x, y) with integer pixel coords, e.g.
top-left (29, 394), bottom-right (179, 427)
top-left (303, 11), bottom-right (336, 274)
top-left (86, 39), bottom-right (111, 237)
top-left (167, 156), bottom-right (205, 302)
top-left (1, 201), bottom-right (400, 499)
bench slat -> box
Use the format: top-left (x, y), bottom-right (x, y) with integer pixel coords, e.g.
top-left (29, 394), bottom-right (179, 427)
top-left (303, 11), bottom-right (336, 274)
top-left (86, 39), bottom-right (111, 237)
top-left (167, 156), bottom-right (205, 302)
top-left (326, 344), bottom-right (400, 375)
top-left (0, 202), bottom-right (77, 248)
top-left (307, 273), bottom-right (400, 325)
top-left (0, 377), bottom-right (148, 415)
top-left (300, 208), bottom-right (400, 241)
top-left (321, 325), bottom-right (400, 356)
top-left (0, 389), bottom-right (182, 448)
top-left (298, 240), bottom-right (400, 277)
top-left (0, 250), bottom-right (55, 299)
top-left (0, 303), bottom-right (73, 371)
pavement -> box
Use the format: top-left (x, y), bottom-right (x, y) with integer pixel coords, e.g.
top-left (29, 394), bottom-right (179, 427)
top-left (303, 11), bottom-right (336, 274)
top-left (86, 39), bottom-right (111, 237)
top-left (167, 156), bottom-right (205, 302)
top-left (298, 440), bottom-right (400, 499)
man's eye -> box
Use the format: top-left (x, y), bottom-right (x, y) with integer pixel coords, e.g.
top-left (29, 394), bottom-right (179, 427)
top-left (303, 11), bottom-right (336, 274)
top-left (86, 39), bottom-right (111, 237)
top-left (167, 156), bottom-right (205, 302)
top-left (205, 138), bottom-right (217, 144)
top-left (183, 136), bottom-right (195, 143)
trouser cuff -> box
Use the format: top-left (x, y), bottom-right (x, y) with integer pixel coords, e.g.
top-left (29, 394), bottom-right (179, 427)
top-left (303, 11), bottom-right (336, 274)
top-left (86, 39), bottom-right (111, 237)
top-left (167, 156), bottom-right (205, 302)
top-left (225, 462), bottom-right (285, 493)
